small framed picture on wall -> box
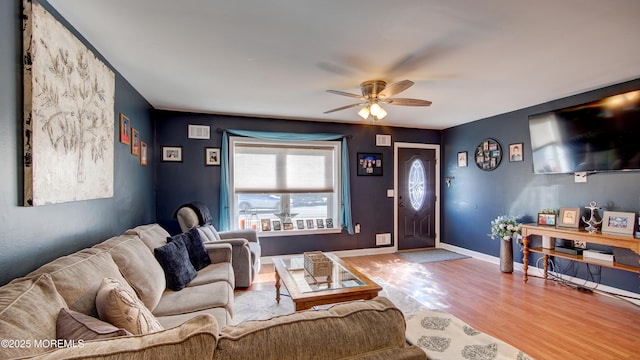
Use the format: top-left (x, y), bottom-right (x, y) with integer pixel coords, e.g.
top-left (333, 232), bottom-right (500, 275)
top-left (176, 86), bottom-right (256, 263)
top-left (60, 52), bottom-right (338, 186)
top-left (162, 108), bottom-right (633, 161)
top-left (131, 128), bottom-right (140, 156)
top-left (119, 113), bottom-right (130, 145)
top-left (457, 151), bottom-right (468, 167)
top-left (509, 143), bottom-right (524, 162)
top-left (205, 148), bottom-right (220, 166)
top-left (140, 142), bottom-right (148, 166)
top-left (357, 153), bottom-right (383, 176)
top-left (162, 146), bottom-right (182, 162)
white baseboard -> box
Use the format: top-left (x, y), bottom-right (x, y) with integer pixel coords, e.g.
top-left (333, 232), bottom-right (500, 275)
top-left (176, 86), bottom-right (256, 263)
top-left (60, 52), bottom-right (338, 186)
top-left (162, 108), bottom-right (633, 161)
top-left (260, 246), bottom-right (396, 264)
top-left (260, 244), bottom-right (640, 305)
top-left (438, 243), bottom-right (640, 306)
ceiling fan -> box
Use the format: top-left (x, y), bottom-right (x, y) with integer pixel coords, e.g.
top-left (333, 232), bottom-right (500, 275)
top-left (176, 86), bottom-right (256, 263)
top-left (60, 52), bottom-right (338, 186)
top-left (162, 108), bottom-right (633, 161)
top-left (324, 80), bottom-right (432, 121)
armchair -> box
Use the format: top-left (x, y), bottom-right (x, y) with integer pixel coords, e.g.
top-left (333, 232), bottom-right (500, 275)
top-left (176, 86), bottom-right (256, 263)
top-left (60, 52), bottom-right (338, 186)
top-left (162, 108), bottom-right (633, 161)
top-left (175, 203), bottom-right (261, 288)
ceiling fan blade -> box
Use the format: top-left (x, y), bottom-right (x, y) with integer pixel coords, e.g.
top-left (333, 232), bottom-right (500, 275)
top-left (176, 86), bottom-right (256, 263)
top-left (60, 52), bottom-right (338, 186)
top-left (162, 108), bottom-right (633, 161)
top-left (382, 98), bottom-right (432, 106)
top-left (378, 80), bottom-right (414, 98)
top-left (323, 102), bottom-right (367, 114)
top-left (326, 89), bottom-right (365, 99)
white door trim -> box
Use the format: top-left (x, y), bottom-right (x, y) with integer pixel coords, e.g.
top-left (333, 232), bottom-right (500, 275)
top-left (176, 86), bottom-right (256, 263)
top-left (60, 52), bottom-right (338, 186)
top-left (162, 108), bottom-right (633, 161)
top-left (393, 142), bottom-right (441, 252)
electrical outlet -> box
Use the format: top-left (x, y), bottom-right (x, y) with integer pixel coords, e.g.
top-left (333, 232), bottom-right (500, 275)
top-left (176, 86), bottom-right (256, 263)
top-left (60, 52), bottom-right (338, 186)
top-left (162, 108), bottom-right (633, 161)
top-left (354, 224), bottom-right (361, 233)
top-left (574, 172), bottom-right (587, 183)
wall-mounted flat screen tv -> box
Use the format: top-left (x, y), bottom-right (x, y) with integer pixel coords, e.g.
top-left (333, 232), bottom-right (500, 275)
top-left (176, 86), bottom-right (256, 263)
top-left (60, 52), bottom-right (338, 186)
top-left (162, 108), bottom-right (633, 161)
top-left (529, 90), bottom-right (640, 174)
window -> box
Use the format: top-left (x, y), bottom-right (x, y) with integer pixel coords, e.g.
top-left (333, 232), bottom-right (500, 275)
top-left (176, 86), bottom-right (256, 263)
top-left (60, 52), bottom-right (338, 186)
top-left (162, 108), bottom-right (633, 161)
top-left (408, 159), bottom-right (426, 211)
top-left (229, 137), bottom-right (341, 234)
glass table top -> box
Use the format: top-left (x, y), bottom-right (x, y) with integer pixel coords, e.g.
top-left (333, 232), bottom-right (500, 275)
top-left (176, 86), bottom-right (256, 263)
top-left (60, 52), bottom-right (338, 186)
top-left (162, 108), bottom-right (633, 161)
top-left (281, 255), bottom-right (366, 293)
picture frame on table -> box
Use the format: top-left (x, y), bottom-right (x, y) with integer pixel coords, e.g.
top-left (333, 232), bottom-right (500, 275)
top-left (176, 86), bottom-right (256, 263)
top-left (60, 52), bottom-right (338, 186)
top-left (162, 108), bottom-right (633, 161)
top-left (457, 151), bottom-right (468, 167)
top-left (261, 219), bottom-right (271, 231)
top-left (601, 211), bottom-right (636, 236)
top-left (296, 219), bottom-right (305, 229)
top-left (272, 220), bottom-right (282, 231)
top-left (306, 219), bottom-right (315, 229)
top-left (205, 148), bottom-right (220, 166)
top-left (357, 153), bottom-right (383, 176)
top-left (162, 146), bottom-right (182, 162)
top-left (325, 218), bottom-right (334, 228)
top-left (537, 213), bottom-right (556, 226)
top-left (558, 207), bottom-right (580, 228)
top-left (316, 219), bottom-right (325, 229)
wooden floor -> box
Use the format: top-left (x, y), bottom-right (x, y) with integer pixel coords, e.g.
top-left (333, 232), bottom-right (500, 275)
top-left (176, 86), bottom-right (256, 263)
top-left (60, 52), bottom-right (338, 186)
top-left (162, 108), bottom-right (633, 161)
top-left (249, 253), bottom-right (640, 360)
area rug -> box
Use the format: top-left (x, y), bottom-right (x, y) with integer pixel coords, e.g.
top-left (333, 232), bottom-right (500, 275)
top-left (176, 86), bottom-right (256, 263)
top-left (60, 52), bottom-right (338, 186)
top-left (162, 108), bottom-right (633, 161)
top-left (405, 310), bottom-right (532, 360)
top-left (232, 280), bottom-right (532, 359)
top-left (397, 249), bottom-right (470, 264)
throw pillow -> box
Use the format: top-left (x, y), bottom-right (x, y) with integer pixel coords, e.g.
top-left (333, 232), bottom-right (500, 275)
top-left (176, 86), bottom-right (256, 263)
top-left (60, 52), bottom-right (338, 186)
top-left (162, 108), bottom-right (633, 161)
top-left (95, 277), bottom-right (164, 335)
top-left (155, 237), bottom-right (198, 290)
top-left (168, 229), bottom-right (211, 270)
top-left (57, 308), bottom-right (131, 341)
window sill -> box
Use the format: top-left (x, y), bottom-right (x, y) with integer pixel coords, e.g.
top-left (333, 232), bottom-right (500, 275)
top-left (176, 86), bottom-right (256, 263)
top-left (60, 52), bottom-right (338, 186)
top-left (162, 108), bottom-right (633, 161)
top-left (255, 228), bottom-right (343, 237)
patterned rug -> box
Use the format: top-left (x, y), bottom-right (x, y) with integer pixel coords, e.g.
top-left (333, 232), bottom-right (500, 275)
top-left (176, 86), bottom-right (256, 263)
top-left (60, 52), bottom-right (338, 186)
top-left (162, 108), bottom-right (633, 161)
top-left (232, 280), bottom-right (532, 359)
top-left (396, 249), bottom-right (470, 264)
top-left (405, 310), bottom-right (532, 360)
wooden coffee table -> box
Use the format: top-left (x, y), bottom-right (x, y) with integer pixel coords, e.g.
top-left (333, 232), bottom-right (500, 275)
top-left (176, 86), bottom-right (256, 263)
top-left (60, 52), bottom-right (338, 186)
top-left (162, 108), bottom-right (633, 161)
top-left (273, 252), bottom-right (382, 311)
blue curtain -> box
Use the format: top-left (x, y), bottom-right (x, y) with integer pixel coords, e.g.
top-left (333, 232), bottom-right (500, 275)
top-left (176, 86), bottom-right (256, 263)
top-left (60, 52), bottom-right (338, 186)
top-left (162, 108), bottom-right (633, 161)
top-left (219, 129), bottom-right (354, 234)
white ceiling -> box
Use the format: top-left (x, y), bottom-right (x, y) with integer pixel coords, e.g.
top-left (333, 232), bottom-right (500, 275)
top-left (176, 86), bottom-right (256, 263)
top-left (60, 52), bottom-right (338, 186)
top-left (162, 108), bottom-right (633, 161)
top-left (47, 0), bottom-right (640, 130)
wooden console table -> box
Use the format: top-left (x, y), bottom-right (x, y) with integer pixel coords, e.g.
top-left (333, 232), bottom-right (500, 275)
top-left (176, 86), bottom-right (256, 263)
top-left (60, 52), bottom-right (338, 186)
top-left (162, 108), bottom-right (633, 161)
top-left (521, 224), bottom-right (640, 282)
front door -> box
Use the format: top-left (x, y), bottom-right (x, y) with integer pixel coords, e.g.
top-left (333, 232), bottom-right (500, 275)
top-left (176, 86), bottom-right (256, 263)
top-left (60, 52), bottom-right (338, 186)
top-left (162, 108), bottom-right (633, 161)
top-left (397, 147), bottom-right (436, 250)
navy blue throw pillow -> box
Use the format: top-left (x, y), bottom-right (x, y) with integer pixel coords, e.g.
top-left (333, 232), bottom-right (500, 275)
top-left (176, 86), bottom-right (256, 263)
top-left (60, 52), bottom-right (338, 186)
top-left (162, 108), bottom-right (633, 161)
top-left (154, 238), bottom-right (197, 291)
top-left (168, 230), bottom-right (211, 271)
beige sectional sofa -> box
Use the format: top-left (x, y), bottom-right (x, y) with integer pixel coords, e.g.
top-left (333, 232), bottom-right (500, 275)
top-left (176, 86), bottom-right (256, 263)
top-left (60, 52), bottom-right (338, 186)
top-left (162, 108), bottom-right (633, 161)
top-left (0, 223), bottom-right (425, 359)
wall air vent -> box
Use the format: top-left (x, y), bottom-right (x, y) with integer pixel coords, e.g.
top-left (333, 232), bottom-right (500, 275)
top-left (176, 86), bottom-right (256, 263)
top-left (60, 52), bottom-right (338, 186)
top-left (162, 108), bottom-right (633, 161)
top-left (188, 125), bottom-right (211, 139)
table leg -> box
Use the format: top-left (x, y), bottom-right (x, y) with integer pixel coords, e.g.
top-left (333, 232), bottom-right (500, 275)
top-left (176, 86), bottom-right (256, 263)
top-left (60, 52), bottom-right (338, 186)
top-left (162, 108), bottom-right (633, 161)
top-left (543, 254), bottom-right (549, 279)
top-left (275, 270), bottom-right (281, 304)
top-left (523, 236), bottom-right (529, 282)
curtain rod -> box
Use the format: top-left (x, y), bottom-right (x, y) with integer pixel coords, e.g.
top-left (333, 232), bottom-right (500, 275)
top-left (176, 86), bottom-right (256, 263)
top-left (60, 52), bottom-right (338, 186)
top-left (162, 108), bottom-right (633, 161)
top-left (216, 128), bottom-right (352, 139)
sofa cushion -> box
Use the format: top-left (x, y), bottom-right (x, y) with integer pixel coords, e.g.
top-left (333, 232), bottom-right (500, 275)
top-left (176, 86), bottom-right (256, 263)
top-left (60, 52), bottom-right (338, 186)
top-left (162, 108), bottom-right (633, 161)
top-left (217, 297), bottom-right (407, 360)
top-left (189, 262), bottom-right (235, 289)
top-left (94, 235), bottom-right (166, 311)
top-left (153, 281), bottom-right (233, 318)
top-left (155, 238), bottom-right (197, 291)
top-left (27, 315), bottom-right (218, 360)
top-left (156, 307), bottom-right (231, 330)
top-left (0, 274), bottom-right (67, 358)
top-left (125, 223), bottom-right (171, 250)
top-left (96, 277), bottom-right (164, 335)
top-left (57, 308), bottom-right (131, 341)
top-left (27, 250), bottom-right (138, 317)
top-left (169, 229), bottom-right (211, 270)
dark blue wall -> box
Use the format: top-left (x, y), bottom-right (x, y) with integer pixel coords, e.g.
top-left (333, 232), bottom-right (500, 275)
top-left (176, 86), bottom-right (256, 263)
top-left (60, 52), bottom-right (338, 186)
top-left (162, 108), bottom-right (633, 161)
top-left (0, 0), bottom-right (155, 285)
top-left (153, 111), bottom-right (441, 256)
top-left (442, 78), bottom-right (640, 293)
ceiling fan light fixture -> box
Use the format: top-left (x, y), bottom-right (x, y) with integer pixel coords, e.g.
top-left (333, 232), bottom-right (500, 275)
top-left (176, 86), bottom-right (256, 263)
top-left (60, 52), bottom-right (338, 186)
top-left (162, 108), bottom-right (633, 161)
top-left (358, 106), bottom-right (370, 120)
top-left (324, 79), bottom-right (430, 122)
top-left (369, 102), bottom-right (383, 117)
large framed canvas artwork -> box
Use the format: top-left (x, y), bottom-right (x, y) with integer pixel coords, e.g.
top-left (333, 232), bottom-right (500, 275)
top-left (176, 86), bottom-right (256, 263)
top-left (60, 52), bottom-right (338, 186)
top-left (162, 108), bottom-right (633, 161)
top-left (22, 0), bottom-right (115, 206)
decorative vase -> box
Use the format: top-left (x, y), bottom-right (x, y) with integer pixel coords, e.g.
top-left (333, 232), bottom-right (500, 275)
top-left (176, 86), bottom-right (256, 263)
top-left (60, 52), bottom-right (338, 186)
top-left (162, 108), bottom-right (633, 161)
top-left (500, 237), bottom-right (514, 273)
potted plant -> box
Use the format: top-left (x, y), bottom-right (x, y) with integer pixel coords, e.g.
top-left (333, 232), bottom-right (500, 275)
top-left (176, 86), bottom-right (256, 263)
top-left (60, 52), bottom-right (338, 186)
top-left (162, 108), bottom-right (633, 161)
top-left (488, 215), bottom-right (522, 273)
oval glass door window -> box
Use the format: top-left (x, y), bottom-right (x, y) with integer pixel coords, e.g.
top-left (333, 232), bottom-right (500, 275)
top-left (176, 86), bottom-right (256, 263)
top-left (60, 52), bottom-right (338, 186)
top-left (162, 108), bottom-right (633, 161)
top-left (408, 159), bottom-right (426, 211)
